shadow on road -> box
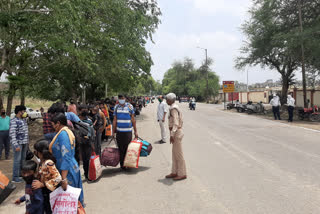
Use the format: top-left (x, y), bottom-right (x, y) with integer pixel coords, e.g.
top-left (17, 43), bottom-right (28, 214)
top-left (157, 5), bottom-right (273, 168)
top-left (99, 166), bottom-right (151, 179)
top-left (100, 168), bottom-right (122, 178)
top-left (123, 166), bottom-right (151, 175)
top-left (157, 178), bottom-right (174, 186)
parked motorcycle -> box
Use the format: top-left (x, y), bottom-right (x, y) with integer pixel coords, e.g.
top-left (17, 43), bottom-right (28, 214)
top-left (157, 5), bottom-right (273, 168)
top-left (298, 106), bottom-right (320, 122)
top-left (236, 103), bottom-right (248, 113)
top-left (246, 102), bottom-right (266, 114)
top-left (227, 103), bottom-right (235, 110)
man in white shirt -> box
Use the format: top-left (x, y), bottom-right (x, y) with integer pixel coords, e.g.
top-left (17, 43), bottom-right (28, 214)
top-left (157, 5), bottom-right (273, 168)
top-left (287, 94), bottom-right (295, 122)
top-left (270, 94), bottom-right (281, 120)
top-left (157, 96), bottom-right (168, 144)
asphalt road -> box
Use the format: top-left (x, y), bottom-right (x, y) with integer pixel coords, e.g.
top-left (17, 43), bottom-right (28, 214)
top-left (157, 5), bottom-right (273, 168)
top-left (2, 102), bottom-right (320, 214)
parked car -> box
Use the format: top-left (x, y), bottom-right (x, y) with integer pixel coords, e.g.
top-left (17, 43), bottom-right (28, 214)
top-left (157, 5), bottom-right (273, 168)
top-left (180, 97), bottom-right (189, 103)
top-left (10, 107), bottom-right (42, 121)
top-left (26, 108), bottom-right (42, 121)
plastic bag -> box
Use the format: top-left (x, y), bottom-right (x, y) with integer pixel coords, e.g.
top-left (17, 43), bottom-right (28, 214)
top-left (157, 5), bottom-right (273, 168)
top-left (88, 152), bottom-right (102, 181)
top-left (105, 124), bottom-right (112, 137)
top-left (50, 185), bottom-right (81, 214)
top-left (124, 140), bottom-right (143, 168)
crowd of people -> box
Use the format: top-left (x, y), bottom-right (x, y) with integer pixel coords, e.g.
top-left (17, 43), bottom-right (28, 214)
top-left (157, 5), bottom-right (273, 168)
top-left (1, 94), bottom-right (185, 213)
top-left (0, 95), bottom-right (153, 213)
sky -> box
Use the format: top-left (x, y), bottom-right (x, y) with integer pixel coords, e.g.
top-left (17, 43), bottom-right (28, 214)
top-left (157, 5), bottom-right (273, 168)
top-left (147, 0), bottom-right (281, 84)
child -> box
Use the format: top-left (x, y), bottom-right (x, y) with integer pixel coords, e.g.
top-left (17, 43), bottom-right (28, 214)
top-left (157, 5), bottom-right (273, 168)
top-left (32, 139), bottom-right (62, 214)
top-left (15, 160), bottom-right (44, 214)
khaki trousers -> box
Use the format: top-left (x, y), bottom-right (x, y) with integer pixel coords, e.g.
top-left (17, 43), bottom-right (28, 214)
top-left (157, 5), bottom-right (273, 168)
top-left (171, 130), bottom-right (187, 176)
top-left (159, 120), bottom-right (167, 142)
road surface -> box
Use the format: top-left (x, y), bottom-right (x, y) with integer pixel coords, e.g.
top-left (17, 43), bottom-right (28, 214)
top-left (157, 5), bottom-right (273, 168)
top-left (2, 102), bottom-right (320, 214)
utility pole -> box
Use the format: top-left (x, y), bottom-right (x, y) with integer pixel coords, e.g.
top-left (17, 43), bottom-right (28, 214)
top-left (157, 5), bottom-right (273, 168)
top-left (298, 0), bottom-right (307, 108)
top-left (205, 48), bottom-right (209, 103)
top-left (247, 69), bottom-right (249, 92)
top-left (197, 47), bottom-right (209, 103)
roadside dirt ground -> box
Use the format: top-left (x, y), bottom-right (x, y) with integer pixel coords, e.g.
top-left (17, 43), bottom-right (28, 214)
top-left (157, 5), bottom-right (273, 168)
top-left (0, 119), bottom-right (45, 212)
top-left (225, 107), bottom-right (320, 131)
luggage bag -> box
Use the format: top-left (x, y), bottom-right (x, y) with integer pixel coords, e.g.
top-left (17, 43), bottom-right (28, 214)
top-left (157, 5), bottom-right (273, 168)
top-left (0, 170), bottom-right (16, 205)
top-left (139, 138), bottom-right (153, 157)
top-left (101, 139), bottom-right (120, 167)
top-left (124, 140), bottom-right (143, 168)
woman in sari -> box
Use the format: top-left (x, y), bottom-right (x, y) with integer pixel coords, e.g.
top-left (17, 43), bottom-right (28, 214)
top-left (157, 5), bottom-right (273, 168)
top-left (49, 113), bottom-right (84, 205)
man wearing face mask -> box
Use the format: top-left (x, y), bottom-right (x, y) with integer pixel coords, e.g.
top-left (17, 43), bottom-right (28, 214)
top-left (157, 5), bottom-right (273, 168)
top-left (112, 95), bottom-right (138, 170)
top-left (10, 105), bottom-right (29, 183)
top-left (0, 108), bottom-right (10, 160)
top-left (157, 95), bottom-right (168, 144)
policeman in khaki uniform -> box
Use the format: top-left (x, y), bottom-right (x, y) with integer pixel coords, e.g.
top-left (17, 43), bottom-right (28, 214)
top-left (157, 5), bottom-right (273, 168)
top-left (165, 93), bottom-right (187, 181)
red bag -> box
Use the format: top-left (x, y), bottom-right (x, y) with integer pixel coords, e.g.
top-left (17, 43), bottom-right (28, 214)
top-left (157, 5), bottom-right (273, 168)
top-left (124, 140), bottom-right (143, 168)
top-left (88, 152), bottom-right (102, 181)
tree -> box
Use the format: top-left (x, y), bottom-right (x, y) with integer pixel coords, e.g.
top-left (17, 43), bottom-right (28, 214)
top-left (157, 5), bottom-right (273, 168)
top-left (0, 0), bottom-right (161, 110)
top-left (236, 0), bottom-right (300, 104)
top-left (162, 58), bottom-right (219, 101)
top-left (236, 0), bottom-right (320, 106)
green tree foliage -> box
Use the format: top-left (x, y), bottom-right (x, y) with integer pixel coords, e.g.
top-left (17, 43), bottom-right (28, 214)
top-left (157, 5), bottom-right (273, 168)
top-left (0, 0), bottom-right (161, 112)
top-left (236, 0), bottom-right (320, 104)
top-left (162, 58), bottom-right (219, 101)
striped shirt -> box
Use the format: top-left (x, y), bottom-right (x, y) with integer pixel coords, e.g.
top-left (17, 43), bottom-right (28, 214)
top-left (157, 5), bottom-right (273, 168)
top-left (114, 103), bottom-right (134, 132)
top-left (9, 117), bottom-right (29, 148)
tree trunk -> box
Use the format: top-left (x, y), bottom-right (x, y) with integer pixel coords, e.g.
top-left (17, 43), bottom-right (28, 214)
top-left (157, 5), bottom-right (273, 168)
top-left (281, 74), bottom-right (289, 106)
top-left (6, 84), bottom-right (16, 116)
top-left (20, 87), bottom-right (25, 106)
top-left (0, 95), bottom-right (3, 110)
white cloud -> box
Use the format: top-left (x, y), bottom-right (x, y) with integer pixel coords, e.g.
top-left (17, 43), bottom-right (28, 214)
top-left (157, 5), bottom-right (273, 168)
top-left (180, 0), bottom-right (252, 18)
top-left (147, 0), bottom-right (280, 84)
top-left (148, 30), bottom-right (241, 81)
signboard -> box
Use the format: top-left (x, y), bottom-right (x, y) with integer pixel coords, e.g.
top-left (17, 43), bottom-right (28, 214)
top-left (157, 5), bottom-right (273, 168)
top-left (223, 81), bottom-right (235, 93)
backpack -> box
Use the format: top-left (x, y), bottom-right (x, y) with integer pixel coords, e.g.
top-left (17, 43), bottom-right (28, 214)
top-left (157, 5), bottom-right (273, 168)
top-left (139, 138), bottom-right (153, 157)
top-left (73, 121), bottom-right (95, 146)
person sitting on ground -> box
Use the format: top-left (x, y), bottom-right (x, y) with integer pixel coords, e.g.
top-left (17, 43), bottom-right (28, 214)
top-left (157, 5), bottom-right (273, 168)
top-left (49, 113), bottom-right (84, 206)
top-left (32, 140), bottom-right (62, 214)
top-left (15, 160), bottom-right (44, 214)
